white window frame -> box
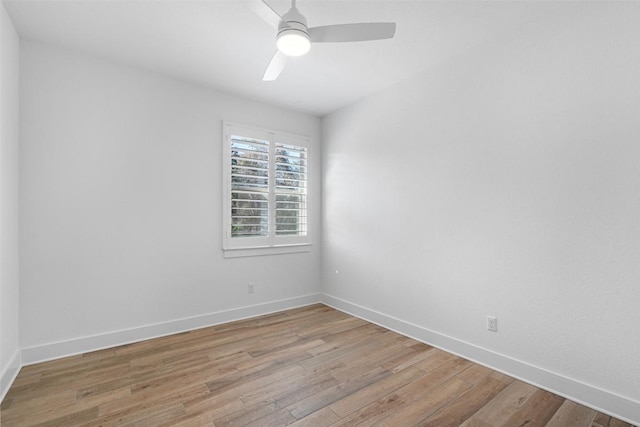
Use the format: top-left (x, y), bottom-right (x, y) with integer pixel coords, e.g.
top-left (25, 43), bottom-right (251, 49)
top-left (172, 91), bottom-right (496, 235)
top-left (222, 121), bottom-right (311, 258)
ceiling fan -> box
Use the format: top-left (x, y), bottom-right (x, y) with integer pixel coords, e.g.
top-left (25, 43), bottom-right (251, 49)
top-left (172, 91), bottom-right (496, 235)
top-left (252, 0), bottom-right (396, 81)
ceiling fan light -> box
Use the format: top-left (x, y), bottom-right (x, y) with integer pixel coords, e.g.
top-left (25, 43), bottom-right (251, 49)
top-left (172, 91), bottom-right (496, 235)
top-left (277, 30), bottom-right (311, 56)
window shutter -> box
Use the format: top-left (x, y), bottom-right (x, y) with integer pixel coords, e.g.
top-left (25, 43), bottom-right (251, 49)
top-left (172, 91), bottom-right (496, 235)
top-left (230, 135), bottom-right (270, 238)
top-left (275, 143), bottom-right (307, 237)
top-left (223, 122), bottom-right (310, 254)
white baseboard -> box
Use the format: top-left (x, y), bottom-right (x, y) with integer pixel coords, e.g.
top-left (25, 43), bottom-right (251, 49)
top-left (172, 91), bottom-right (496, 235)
top-left (21, 293), bottom-right (322, 366)
top-left (321, 293), bottom-right (640, 426)
top-left (1, 348), bottom-right (21, 403)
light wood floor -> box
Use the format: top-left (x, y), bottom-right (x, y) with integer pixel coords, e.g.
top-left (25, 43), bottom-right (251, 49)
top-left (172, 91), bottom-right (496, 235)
top-left (1, 304), bottom-right (635, 427)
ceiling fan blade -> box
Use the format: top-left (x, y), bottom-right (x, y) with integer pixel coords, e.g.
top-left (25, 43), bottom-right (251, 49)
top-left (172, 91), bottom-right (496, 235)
top-left (309, 22), bottom-right (396, 43)
top-left (263, 50), bottom-right (287, 81)
top-left (251, 0), bottom-right (282, 29)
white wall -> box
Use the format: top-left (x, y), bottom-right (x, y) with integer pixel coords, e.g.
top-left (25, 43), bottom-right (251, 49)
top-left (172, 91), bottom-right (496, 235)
top-left (0, 0), bottom-right (21, 400)
top-left (322, 2), bottom-right (640, 423)
top-left (19, 41), bottom-right (321, 360)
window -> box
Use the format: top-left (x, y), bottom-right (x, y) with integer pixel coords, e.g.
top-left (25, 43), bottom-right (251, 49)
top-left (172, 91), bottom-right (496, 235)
top-left (222, 122), bottom-right (310, 256)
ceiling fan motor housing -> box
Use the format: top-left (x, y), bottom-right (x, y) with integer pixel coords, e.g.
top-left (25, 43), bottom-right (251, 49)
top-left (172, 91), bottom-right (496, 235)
top-left (278, 4), bottom-right (308, 34)
top-left (276, 5), bottom-right (311, 56)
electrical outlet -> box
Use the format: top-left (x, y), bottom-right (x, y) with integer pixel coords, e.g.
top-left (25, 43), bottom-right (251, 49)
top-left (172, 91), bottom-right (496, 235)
top-left (248, 283), bottom-right (255, 293)
top-left (487, 316), bottom-right (498, 332)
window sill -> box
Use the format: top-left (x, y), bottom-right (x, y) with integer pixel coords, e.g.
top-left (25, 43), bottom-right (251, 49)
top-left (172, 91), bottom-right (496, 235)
top-left (223, 243), bottom-right (311, 259)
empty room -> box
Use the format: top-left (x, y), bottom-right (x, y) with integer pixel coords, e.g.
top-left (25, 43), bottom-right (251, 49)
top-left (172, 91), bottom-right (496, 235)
top-left (1, 0), bottom-right (639, 426)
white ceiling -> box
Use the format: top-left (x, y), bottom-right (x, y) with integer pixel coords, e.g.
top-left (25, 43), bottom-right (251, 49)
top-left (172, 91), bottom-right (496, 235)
top-left (5, 0), bottom-right (574, 116)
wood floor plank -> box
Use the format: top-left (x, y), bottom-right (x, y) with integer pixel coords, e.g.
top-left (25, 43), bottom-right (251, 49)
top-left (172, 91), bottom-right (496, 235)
top-left (395, 356), bottom-right (474, 402)
top-left (455, 363), bottom-right (493, 385)
top-left (181, 396), bottom-right (244, 421)
top-left (274, 372), bottom-right (342, 408)
top-left (502, 388), bottom-right (565, 427)
top-left (207, 361), bottom-right (306, 400)
top-left (233, 338), bottom-right (325, 371)
top-left (374, 378), bottom-right (473, 426)
top-left (240, 369), bottom-right (337, 407)
top-left (329, 366), bottom-right (425, 417)
top-left (311, 323), bottom-right (387, 353)
top-left (414, 347), bottom-right (458, 371)
top-left (381, 345), bottom-right (436, 373)
top-left (86, 402), bottom-right (185, 427)
top-left (31, 407), bottom-right (99, 427)
top-left (242, 407), bottom-right (296, 427)
top-left (287, 366), bottom-right (392, 419)
top-left (593, 413), bottom-right (613, 427)
top-left (3, 384), bottom-right (131, 426)
top-left (546, 400), bottom-right (597, 427)
top-left (418, 375), bottom-right (510, 426)
top-left (212, 400), bottom-right (283, 427)
top-left (1, 305), bottom-right (634, 427)
top-left (328, 393), bottom-right (408, 427)
top-left (160, 411), bottom-right (215, 427)
top-left (459, 379), bottom-right (538, 427)
top-left (98, 383), bottom-right (207, 418)
top-left (610, 418), bottom-right (636, 427)
top-left (1, 389), bottom-right (77, 423)
top-left (329, 339), bottom-right (422, 384)
top-left (299, 330), bottom-right (403, 370)
top-left (289, 407), bottom-right (340, 427)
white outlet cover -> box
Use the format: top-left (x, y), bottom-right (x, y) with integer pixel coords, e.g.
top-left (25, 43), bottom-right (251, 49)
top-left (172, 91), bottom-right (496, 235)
top-left (487, 316), bottom-right (498, 332)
